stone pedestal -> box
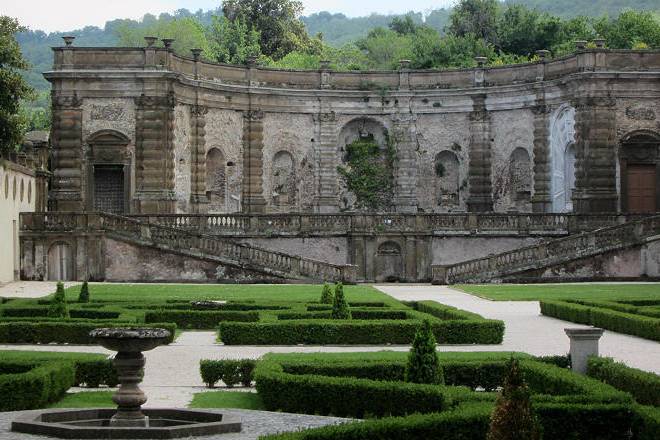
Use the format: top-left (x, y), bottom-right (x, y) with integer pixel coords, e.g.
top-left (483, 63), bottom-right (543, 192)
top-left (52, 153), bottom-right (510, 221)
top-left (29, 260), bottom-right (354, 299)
top-left (565, 328), bottom-right (604, 374)
top-left (110, 351), bottom-right (148, 427)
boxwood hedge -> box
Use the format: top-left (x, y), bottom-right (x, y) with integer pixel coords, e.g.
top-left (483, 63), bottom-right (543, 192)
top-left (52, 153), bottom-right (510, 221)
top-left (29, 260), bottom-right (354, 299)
top-left (540, 300), bottom-right (660, 341)
top-left (144, 310), bottom-right (258, 329)
top-left (0, 361), bottom-right (75, 411)
top-left (587, 356), bottom-right (660, 406)
top-left (0, 322), bottom-right (177, 344)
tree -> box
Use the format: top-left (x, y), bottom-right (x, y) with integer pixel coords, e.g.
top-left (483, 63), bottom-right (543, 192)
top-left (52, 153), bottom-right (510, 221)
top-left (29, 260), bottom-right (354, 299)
top-left (497, 5), bottom-right (563, 55)
top-left (448, 0), bottom-right (500, 45)
top-left (389, 15), bottom-right (419, 35)
top-left (48, 282), bottom-right (69, 318)
top-left (0, 16), bottom-right (33, 155)
top-left (405, 320), bottom-right (444, 385)
top-left (222, 0), bottom-right (321, 60)
top-left (320, 283), bottom-right (333, 304)
top-left (594, 10), bottom-right (660, 49)
top-left (487, 358), bottom-right (542, 440)
top-left (208, 15), bottom-right (262, 64)
top-left (331, 282), bottom-right (351, 319)
top-left (115, 17), bottom-right (212, 58)
top-left (78, 281), bottom-right (90, 303)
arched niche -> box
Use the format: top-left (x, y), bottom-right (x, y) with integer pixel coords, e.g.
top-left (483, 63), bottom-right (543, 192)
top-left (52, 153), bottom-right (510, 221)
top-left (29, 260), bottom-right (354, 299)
top-left (434, 150), bottom-right (460, 206)
top-left (338, 118), bottom-right (388, 153)
top-left (509, 147), bottom-right (532, 203)
top-left (271, 150), bottom-right (296, 208)
top-left (206, 148), bottom-right (226, 212)
top-left (47, 241), bottom-right (73, 281)
top-left (86, 130), bottom-right (132, 214)
top-left (549, 105), bottom-right (576, 212)
top-left (619, 130), bottom-right (660, 213)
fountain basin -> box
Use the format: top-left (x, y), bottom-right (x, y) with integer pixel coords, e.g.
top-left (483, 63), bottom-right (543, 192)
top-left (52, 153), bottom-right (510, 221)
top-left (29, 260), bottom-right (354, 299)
top-left (12, 408), bottom-right (242, 439)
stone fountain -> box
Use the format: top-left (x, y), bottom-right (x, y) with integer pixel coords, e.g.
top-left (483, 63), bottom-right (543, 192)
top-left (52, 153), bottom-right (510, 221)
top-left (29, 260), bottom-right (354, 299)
top-left (12, 327), bottom-right (241, 438)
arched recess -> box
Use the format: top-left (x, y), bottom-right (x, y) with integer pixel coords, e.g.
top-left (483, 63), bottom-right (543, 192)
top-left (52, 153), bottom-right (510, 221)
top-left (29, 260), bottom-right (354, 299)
top-left (271, 151), bottom-right (296, 208)
top-left (86, 130), bottom-right (132, 214)
top-left (374, 240), bottom-right (403, 282)
top-left (619, 130), bottom-right (660, 213)
top-left (435, 150), bottom-right (460, 206)
top-left (47, 241), bottom-right (73, 281)
top-left (549, 105), bottom-right (576, 212)
top-left (206, 148), bottom-right (226, 212)
top-left (509, 148), bottom-right (532, 203)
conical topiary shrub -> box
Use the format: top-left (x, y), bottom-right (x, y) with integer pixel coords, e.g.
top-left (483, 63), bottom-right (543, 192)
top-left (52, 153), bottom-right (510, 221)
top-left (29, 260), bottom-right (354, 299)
top-left (487, 358), bottom-right (542, 440)
top-left (48, 281), bottom-right (69, 318)
top-left (405, 320), bottom-right (443, 384)
top-left (320, 283), bottom-right (333, 304)
top-left (78, 281), bottom-right (90, 303)
top-left (331, 282), bottom-right (351, 319)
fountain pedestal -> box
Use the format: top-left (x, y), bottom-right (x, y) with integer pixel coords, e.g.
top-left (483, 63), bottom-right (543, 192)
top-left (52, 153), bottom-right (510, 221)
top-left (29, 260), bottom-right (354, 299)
top-left (89, 328), bottom-right (171, 428)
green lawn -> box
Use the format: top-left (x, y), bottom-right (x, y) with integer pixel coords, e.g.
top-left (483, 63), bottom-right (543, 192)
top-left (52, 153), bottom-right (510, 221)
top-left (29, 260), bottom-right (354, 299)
top-left (456, 283), bottom-right (660, 301)
top-left (48, 391), bottom-right (114, 408)
top-left (189, 390), bottom-right (265, 410)
top-left (0, 350), bottom-right (107, 362)
top-left (56, 283), bottom-right (395, 304)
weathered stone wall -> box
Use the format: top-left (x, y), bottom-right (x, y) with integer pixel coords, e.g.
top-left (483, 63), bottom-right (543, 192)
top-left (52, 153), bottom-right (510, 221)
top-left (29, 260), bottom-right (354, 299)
top-left (241, 237), bottom-right (348, 265)
top-left (432, 236), bottom-right (542, 265)
top-left (173, 104), bottom-right (192, 212)
top-left (82, 98), bottom-right (136, 143)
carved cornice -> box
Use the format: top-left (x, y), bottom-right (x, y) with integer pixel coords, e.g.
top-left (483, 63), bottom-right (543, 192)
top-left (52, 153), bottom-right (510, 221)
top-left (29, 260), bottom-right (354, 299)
top-left (134, 92), bottom-right (176, 109)
top-left (52, 93), bottom-right (82, 109)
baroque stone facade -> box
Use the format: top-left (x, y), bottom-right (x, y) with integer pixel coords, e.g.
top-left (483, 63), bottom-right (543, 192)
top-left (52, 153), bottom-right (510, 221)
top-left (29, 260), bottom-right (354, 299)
top-left (45, 46), bottom-right (660, 215)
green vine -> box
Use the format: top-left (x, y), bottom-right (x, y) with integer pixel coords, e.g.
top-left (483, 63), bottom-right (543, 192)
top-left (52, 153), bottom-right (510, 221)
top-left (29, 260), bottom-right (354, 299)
top-left (337, 135), bottom-right (396, 211)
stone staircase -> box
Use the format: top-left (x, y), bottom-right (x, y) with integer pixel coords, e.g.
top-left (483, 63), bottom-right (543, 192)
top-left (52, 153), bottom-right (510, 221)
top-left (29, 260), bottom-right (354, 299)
top-left (98, 213), bottom-right (356, 283)
top-left (433, 215), bottom-right (660, 284)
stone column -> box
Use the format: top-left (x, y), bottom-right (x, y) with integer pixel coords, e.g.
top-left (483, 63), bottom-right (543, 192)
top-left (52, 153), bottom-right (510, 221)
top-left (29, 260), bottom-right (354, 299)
top-left (241, 110), bottom-right (267, 213)
top-left (391, 112), bottom-right (418, 213)
top-left (565, 328), bottom-right (604, 374)
top-left (314, 110), bottom-right (339, 213)
top-left (50, 94), bottom-right (84, 211)
top-left (189, 104), bottom-right (208, 213)
top-left (34, 140), bottom-right (51, 212)
top-left (466, 94), bottom-right (493, 212)
top-left (134, 93), bottom-right (176, 213)
top-left (531, 102), bottom-right (552, 212)
top-left (572, 97), bottom-right (618, 213)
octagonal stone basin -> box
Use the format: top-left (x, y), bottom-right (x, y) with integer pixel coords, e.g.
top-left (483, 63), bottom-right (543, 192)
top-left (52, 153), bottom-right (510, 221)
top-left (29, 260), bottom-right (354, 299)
top-left (12, 409), bottom-right (242, 439)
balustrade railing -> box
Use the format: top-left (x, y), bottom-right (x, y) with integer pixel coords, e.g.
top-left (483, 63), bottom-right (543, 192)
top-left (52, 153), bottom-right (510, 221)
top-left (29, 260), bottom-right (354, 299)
top-left (438, 215), bottom-right (660, 284)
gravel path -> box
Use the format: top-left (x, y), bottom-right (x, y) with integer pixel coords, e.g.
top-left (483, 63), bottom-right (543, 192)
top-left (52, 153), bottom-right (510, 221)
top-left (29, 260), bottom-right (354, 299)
top-left (374, 284), bottom-right (660, 373)
top-left (0, 408), bottom-right (350, 440)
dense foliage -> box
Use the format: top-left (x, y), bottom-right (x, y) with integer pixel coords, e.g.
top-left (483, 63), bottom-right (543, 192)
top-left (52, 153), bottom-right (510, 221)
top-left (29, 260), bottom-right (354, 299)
top-left (0, 16), bottom-right (33, 154)
top-left (200, 359), bottom-right (256, 388)
top-left (0, 361), bottom-right (74, 411)
top-left (331, 282), bottom-right (351, 319)
top-left (587, 356), bottom-right (660, 406)
top-left (78, 281), bottom-right (90, 303)
top-left (319, 283), bottom-right (333, 304)
top-left (48, 282), bottom-right (69, 318)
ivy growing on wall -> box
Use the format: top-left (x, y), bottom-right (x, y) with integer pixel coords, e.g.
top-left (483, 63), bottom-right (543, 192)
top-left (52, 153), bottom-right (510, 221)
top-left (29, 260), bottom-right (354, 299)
top-left (337, 134), bottom-right (396, 211)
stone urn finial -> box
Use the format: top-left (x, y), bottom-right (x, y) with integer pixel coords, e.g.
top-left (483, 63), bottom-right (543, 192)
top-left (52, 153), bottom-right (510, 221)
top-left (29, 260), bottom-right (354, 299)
top-left (319, 60), bottom-right (331, 70)
top-left (574, 40), bottom-right (587, 50)
top-left (593, 38), bottom-right (606, 49)
top-left (144, 36), bottom-right (158, 48)
top-left (399, 59), bottom-right (411, 70)
top-left (62, 36), bottom-right (75, 46)
top-left (191, 48), bottom-right (202, 61)
top-left (536, 49), bottom-right (550, 60)
top-left (246, 54), bottom-right (258, 67)
top-left (162, 38), bottom-right (175, 50)
top-left (474, 56), bottom-right (487, 67)
top-left (90, 328), bottom-right (171, 427)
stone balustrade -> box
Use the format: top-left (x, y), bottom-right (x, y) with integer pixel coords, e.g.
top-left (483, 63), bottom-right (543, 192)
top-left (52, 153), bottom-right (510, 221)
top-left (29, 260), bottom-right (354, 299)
top-left (49, 47), bottom-right (660, 91)
top-left (434, 215), bottom-right (660, 284)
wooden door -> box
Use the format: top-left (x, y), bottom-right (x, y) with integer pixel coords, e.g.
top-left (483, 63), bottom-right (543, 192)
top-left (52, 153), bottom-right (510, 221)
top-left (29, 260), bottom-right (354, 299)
top-left (627, 164), bottom-right (657, 213)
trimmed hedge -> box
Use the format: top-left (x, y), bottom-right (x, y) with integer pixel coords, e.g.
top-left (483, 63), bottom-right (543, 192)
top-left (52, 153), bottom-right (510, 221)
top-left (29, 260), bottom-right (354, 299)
top-left (200, 359), bottom-right (256, 388)
top-left (0, 322), bottom-right (177, 344)
top-left (540, 300), bottom-right (660, 341)
top-left (144, 310), bottom-right (258, 329)
top-left (306, 302), bottom-right (387, 311)
top-left (261, 403), bottom-right (492, 440)
top-left (276, 309), bottom-right (408, 321)
top-left (587, 357), bottom-right (660, 406)
top-left (1, 307), bottom-right (121, 320)
top-left (219, 319), bottom-right (504, 345)
top-left (0, 361), bottom-right (75, 411)
top-left (412, 301), bottom-right (485, 321)
top-left (254, 360), bottom-right (455, 418)
top-left (633, 404), bottom-right (660, 440)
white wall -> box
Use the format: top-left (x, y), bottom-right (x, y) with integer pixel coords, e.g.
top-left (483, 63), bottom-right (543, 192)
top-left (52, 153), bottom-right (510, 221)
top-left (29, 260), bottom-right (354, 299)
top-left (0, 161), bottom-right (36, 284)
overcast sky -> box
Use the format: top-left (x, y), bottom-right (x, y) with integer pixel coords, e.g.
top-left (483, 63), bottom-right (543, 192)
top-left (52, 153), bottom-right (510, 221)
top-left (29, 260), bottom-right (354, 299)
top-left (2, 0), bottom-right (456, 33)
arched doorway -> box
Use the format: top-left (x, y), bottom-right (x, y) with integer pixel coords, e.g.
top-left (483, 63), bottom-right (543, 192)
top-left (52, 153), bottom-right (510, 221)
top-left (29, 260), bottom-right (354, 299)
top-left (620, 131), bottom-right (660, 213)
top-left (48, 242), bottom-right (73, 281)
top-left (374, 241), bottom-right (403, 282)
